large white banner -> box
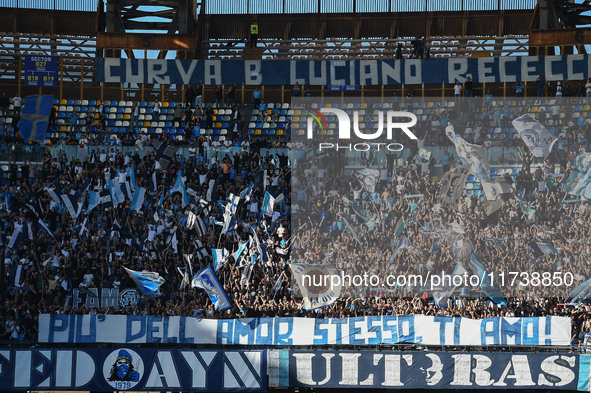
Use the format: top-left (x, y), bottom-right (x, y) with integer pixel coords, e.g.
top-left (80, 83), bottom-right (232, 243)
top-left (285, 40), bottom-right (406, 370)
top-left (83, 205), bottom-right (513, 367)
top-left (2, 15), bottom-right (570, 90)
top-left (39, 314), bottom-right (571, 346)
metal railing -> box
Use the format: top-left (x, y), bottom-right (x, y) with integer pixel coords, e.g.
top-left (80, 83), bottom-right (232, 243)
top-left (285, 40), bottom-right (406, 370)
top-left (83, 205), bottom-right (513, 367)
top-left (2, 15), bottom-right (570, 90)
top-left (204, 0), bottom-right (538, 14)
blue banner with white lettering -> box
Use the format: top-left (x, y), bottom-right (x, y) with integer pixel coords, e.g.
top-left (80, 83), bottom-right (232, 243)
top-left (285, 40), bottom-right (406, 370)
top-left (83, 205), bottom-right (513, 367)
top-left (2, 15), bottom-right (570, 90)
top-left (0, 348), bottom-right (265, 391)
top-left (96, 55), bottom-right (591, 85)
top-left (38, 314), bottom-right (571, 346)
top-left (268, 350), bottom-right (587, 390)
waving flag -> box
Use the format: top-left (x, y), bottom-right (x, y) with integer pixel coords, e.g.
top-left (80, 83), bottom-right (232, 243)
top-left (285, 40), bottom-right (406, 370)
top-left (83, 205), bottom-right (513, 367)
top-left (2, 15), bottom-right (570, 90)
top-left (177, 266), bottom-right (190, 290)
top-left (107, 179), bottom-right (125, 206)
top-left (469, 253), bottom-right (506, 306)
top-left (170, 173), bottom-right (191, 208)
top-left (193, 239), bottom-right (209, 259)
top-left (446, 124), bottom-right (490, 181)
top-left (439, 164), bottom-right (470, 208)
top-left (87, 191), bottom-right (100, 215)
top-left (273, 271), bottom-right (285, 292)
top-left (262, 192), bottom-right (275, 216)
top-left (18, 95), bottom-right (53, 142)
top-left (512, 114), bottom-right (558, 160)
top-left (193, 265), bottom-right (232, 310)
top-left (290, 263), bottom-right (342, 310)
top-left (240, 181), bottom-right (254, 202)
top-left (566, 278), bottom-right (591, 305)
top-left (151, 140), bottom-right (178, 170)
top-left (481, 181), bottom-right (514, 201)
top-left (232, 239), bottom-right (249, 262)
top-left (61, 193), bottom-right (81, 219)
top-left (130, 187), bottom-right (146, 212)
top-left (212, 248), bottom-right (229, 271)
top-left (388, 235), bottom-right (413, 266)
top-left (77, 217), bottom-right (90, 238)
top-left (338, 212), bottom-right (362, 245)
top-left (342, 196), bottom-right (377, 231)
top-left (356, 168), bottom-right (381, 193)
top-left (529, 241), bottom-right (558, 259)
top-left (124, 267), bottom-right (165, 299)
top-left (225, 193), bottom-right (240, 217)
top-left (564, 153), bottom-right (591, 199)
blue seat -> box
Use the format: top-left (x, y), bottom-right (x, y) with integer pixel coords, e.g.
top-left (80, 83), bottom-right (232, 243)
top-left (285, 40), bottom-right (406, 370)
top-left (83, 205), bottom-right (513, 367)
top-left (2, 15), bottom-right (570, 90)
top-left (52, 99), bottom-right (59, 105)
top-left (165, 121), bottom-right (173, 128)
top-left (80, 106), bottom-right (88, 112)
top-left (117, 107), bottom-right (125, 113)
top-left (89, 100), bottom-right (97, 106)
top-left (67, 99), bottom-right (74, 105)
top-left (58, 112), bottom-right (65, 118)
top-left (140, 101), bottom-right (147, 107)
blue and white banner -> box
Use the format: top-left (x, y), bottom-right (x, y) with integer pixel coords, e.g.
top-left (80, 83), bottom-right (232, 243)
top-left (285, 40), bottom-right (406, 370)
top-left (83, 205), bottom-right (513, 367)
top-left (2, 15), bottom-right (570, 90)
top-left (512, 114), bottom-right (558, 160)
top-left (0, 348), bottom-right (265, 391)
top-left (124, 267), bottom-right (165, 299)
top-left (38, 314), bottom-right (571, 346)
top-left (268, 350), bottom-right (588, 390)
top-left (96, 55), bottom-right (591, 85)
top-left (564, 153), bottom-right (591, 199)
top-left (262, 192), bottom-right (275, 216)
top-left (130, 186), bottom-right (146, 212)
top-left (193, 265), bottom-right (232, 310)
top-left (18, 95), bottom-right (53, 143)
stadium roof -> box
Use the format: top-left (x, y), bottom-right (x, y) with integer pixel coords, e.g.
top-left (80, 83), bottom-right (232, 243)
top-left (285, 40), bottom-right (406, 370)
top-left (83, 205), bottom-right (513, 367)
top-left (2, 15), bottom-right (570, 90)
top-left (4, 0), bottom-right (538, 14)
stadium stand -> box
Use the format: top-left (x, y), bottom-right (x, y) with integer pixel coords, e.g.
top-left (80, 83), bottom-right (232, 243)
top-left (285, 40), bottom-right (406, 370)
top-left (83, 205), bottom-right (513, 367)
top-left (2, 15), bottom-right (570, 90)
top-left (3, 0), bottom-right (591, 391)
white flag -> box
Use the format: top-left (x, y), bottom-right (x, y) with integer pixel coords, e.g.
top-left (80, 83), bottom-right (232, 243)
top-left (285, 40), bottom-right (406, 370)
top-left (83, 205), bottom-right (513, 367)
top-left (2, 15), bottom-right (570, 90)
top-left (512, 114), bottom-right (558, 160)
top-left (289, 263), bottom-right (342, 310)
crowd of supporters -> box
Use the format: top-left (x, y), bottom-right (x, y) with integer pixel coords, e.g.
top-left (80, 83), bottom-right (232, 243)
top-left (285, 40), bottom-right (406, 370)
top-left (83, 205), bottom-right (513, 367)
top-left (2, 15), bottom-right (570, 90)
top-left (0, 97), bottom-right (590, 353)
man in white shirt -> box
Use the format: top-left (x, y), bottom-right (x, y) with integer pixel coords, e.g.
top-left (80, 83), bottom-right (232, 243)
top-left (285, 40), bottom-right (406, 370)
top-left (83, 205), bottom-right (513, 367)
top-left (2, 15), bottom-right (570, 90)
top-left (13, 95), bottom-right (22, 116)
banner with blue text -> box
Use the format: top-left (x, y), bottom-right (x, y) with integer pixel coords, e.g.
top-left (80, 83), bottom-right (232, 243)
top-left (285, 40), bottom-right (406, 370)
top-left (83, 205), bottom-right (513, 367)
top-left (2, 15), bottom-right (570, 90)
top-left (38, 314), bottom-right (571, 346)
top-left (0, 348), bottom-right (266, 391)
top-left (268, 350), bottom-right (590, 390)
top-left (95, 55), bottom-right (591, 85)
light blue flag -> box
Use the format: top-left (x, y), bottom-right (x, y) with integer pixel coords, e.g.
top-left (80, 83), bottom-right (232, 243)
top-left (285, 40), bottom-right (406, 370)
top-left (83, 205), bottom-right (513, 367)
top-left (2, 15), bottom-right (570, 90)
top-left (18, 95), bottom-right (53, 143)
top-left (170, 173), bottom-right (184, 195)
top-left (193, 265), bottom-right (232, 310)
top-left (170, 173), bottom-right (191, 208)
top-left (469, 253), bottom-right (506, 306)
top-left (232, 239), bottom-right (249, 262)
top-left (124, 267), bottom-right (165, 299)
top-left (130, 187), bottom-right (146, 212)
top-left (564, 153), bottom-right (591, 199)
top-left (446, 125), bottom-right (490, 181)
top-left (566, 278), bottom-right (591, 305)
top-left (388, 235), bottom-right (413, 266)
top-left (107, 179), bottom-right (125, 206)
top-left (240, 181), bottom-right (254, 202)
top-left (128, 166), bottom-right (137, 192)
top-left (212, 248), bottom-right (229, 271)
top-left (262, 192), bottom-right (275, 216)
top-left (87, 191), bottom-right (100, 215)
